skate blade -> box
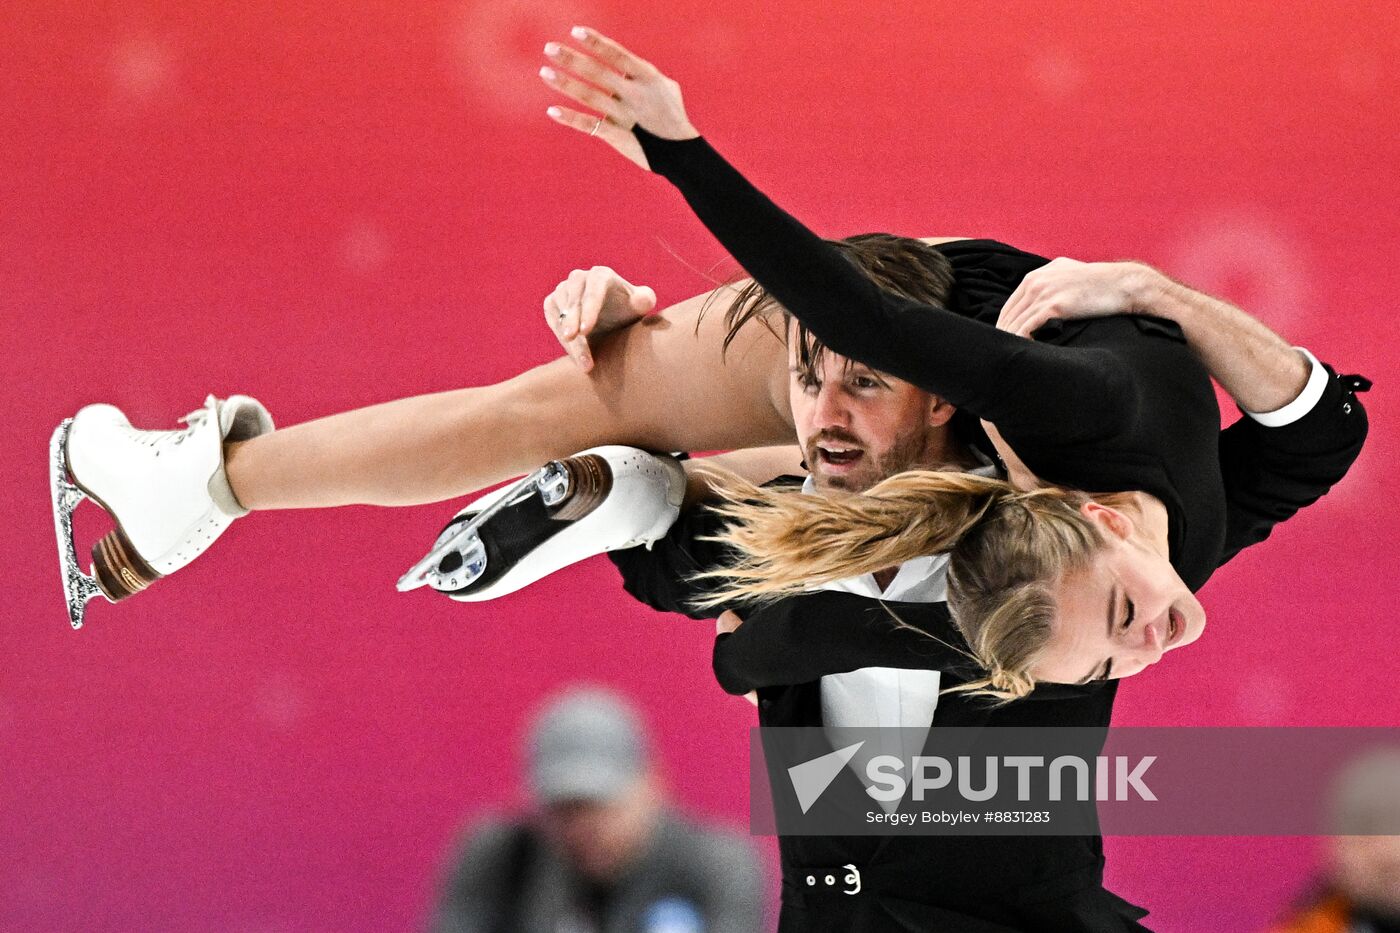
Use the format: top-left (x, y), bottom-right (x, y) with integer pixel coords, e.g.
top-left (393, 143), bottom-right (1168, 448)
top-left (395, 465), bottom-right (552, 592)
top-left (402, 455), bottom-right (615, 599)
top-left (50, 419), bottom-right (112, 629)
top-left (417, 516), bottom-right (490, 594)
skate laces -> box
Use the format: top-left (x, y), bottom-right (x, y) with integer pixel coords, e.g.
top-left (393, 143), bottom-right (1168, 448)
top-left (176, 396), bottom-right (217, 431)
top-left (126, 396), bottom-right (217, 448)
top-left (167, 396), bottom-right (220, 445)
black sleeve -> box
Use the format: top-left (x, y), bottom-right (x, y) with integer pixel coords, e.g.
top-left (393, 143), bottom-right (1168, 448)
top-left (635, 129), bottom-right (1137, 445)
top-left (606, 497), bottom-right (737, 620)
top-left (711, 592), bottom-right (974, 695)
top-left (608, 484), bottom-right (980, 691)
top-left (1216, 365), bottom-right (1370, 568)
top-left (608, 475), bottom-right (812, 619)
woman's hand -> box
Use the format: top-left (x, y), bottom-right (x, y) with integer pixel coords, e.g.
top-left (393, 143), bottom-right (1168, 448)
top-left (996, 258), bottom-right (1156, 337)
top-left (542, 265), bottom-right (657, 371)
top-left (715, 611), bottom-right (760, 706)
top-left (540, 26), bottom-right (699, 171)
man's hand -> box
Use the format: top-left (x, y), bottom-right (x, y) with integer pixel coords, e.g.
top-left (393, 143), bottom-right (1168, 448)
top-left (540, 26), bottom-right (699, 171)
top-left (1000, 257), bottom-right (1312, 411)
top-left (542, 266), bottom-right (658, 371)
top-left (996, 258), bottom-right (1154, 337)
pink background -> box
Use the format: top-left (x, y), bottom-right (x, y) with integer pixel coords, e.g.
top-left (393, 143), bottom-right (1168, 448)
top-left (4, 2), bottom-right (1398, 930)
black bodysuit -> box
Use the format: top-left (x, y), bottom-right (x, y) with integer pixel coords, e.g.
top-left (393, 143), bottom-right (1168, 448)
top-left (632, 127), bottom-right (1370, 593)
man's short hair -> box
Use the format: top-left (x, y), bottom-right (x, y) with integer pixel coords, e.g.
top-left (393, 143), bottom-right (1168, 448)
top-left (713, 233), bottom-right (956, 379)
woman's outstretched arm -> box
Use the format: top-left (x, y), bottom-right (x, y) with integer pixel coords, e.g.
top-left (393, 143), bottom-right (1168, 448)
top-left (543, 29), bottom-right (1134, 442)
top-left (224, 278), bottom-right (793, 510)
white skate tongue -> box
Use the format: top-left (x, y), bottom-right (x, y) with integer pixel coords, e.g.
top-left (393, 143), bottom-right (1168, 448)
top-left (188, 394), bottom-right (274, 518)
top-left (213, 395), bottom-right (276, 442)
top-left (179, 395), bottom-right (275, 441)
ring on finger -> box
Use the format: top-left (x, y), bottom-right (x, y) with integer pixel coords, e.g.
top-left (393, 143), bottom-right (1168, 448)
top-left (589, 116), bottom-right (603, 137)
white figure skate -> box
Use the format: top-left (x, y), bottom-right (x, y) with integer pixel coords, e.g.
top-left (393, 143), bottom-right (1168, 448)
top-left (50, 395), bottom-right (274, 629)
top-left (396, 445), bottom-right (685, 601)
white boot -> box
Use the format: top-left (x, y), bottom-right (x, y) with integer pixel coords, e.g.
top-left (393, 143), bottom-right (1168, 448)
top-left (51, 395), bottom-right (274, 628)
top-left (396, 445), bottom-right (685, 602)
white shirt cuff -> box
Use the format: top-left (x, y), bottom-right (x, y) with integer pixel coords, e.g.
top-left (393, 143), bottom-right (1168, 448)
top-left (1245, 348), bottom-right (1328, 427)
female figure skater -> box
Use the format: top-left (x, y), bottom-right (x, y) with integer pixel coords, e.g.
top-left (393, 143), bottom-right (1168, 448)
top-left (537, 27), bottom-right (1371, 698)
top-left (52, 225), bottom-right (990, 626)
top-left (46, 59), bottom-right (1075, 630)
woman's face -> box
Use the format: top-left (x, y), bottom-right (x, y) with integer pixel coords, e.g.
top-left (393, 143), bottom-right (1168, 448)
top-left (1030, 505), bottom-right (1207, 684)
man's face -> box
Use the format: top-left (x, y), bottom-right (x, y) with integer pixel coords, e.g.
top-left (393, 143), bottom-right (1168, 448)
top-left (541, 778), bottom-right (658, 881)
top-left (789, 324), bottom-right (955, 493)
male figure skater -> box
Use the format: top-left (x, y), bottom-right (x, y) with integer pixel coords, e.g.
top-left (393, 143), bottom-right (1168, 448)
top-left (591, 246), bottom-right (1152, 932)
top-left (546, 239), bottom-right (1364, 930)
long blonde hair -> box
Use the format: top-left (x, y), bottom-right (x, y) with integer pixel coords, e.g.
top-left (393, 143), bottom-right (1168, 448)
top-left (693, 467), bottom-right (1113, 702)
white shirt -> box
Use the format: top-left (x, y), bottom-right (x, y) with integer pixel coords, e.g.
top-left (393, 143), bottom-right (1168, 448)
top-left (807, 458), bottom-right (998, 808)
top-left (814, 542), bottom-right (950, 734)
top-left (1245, 347), bottom-right (1330, 427)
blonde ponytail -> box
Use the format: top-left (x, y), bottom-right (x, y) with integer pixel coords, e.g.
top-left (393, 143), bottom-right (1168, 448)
top-left (690, 467), bottom-right (1014, 608)
top-left (693, 466), bottom-right (1116, 702)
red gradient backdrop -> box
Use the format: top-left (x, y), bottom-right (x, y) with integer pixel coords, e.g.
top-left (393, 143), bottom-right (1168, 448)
top-left (4, 3), bottom-right (1398, 931)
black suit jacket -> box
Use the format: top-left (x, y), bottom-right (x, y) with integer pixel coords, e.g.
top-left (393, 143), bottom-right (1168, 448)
top-left (606, 235), bottom-right (1368, 930)
top-left (611, 500), bottom-right (1150, 933)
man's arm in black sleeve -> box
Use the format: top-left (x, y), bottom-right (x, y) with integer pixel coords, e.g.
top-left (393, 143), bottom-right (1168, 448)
top-left (606, 496), bottom-right (738, 620)
top-left (429, 821), bottom-right (526, 933)
top-left (1216, 362), bottom-right (1370, 568)
top-left (607, 481), bottom-right (974, 691)
top-left (711, 593), bottom-right (974, 695)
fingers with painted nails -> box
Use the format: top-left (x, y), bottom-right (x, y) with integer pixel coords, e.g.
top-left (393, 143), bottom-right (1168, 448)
top-left (540, 26), bottom-right (699, 170)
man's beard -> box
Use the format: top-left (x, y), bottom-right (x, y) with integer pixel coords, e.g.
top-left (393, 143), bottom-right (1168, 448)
top-left (807, 426), bottom-right (934, 493)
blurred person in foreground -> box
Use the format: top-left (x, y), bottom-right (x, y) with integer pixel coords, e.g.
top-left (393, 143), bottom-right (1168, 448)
top-left (431, 687), bottom-right (764, 933)
top-left (1270, 749), bottom-right (1400, 933)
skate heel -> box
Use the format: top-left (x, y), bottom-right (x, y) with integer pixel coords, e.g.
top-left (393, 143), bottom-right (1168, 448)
top-left (542, 453), bottom-right (612, 521)
top-left (90, 528), bottom-right (163, 602)
top-left (398, 445), bottom-right (684, 601)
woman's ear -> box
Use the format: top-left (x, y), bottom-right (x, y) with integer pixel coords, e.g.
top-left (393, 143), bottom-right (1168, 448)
top-left (1080, 500), bottom-right (1133, 540)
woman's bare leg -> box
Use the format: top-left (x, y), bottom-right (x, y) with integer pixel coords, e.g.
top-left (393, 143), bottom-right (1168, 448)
top-left (225, 287), bottom-right (794, 510)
